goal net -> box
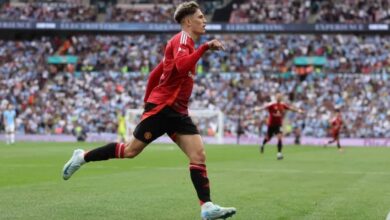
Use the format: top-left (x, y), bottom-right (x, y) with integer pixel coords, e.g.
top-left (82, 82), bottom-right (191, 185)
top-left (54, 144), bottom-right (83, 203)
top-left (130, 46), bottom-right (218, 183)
top-left (126, 108), bottom-right (224, 144)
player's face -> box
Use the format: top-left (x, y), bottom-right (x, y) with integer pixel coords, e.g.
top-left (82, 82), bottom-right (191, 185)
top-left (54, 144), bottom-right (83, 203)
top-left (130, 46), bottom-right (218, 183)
top-left (189, 9), bottom-right (207, 35)
top-left (276, 94), bottom-right (283, 102)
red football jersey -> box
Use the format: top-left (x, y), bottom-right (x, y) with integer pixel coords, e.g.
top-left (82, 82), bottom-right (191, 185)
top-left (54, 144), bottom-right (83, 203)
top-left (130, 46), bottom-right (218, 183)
top-left (144, 31), bottom-right (209, 118)
top-left (265, 102), bottom-right (291, 126)
top-left (331, 114), bottom-right (343, 131)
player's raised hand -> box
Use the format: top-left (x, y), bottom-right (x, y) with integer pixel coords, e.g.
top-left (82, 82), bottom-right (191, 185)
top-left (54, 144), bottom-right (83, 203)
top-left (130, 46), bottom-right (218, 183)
top-left (207, 39), bottom-right (225, 51)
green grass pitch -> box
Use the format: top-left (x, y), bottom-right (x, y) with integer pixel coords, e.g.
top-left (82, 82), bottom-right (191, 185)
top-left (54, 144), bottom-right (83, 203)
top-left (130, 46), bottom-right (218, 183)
top-left (1, 142), bottom-right (390, 220)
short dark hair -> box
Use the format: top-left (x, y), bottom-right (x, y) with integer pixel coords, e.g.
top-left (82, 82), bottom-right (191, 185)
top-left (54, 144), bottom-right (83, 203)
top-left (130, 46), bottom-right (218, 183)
top-left (174, 1), bottom-right (200, 23)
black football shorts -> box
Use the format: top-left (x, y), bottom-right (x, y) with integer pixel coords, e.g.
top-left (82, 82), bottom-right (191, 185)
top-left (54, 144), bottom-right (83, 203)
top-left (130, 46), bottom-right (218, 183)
top-left (133, 103), bottom-right (199, 143)
top-left (267, 125), bottom-right (282, 138)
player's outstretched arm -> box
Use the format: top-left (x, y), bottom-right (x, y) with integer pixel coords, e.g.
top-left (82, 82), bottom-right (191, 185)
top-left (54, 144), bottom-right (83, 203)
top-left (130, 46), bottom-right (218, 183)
top-left (175, 39), bottom-right (224, 74)
top-left (175, 43), bottom-right (209, 74)
top-left (207, 39), bottom-right (225, 51)
top-left (254, 105), bottom-right (267, 112)
top-left (289, 106), bottom-right (304, 114)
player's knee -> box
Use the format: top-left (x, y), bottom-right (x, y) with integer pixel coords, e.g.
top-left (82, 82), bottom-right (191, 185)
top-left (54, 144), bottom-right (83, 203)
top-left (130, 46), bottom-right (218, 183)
top-left (190, 149), bottom-right (206, 164)
top-left (123, 148), bottom-right (140, 158)
top-left (122, 138), bottom-right (148, 158)
top-left (122, 144), bottom-right (142, 158)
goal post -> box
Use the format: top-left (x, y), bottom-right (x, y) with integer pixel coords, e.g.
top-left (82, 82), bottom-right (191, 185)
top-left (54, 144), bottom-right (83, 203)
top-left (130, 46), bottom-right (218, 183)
top-left (126, 108), bottom-right (224, 144)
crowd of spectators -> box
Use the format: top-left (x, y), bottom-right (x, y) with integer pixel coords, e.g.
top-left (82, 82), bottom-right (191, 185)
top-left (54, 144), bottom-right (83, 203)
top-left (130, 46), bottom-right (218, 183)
top-left (229, 0), bottom-right (390, 24)
top-left (204, 34), bottom-right (390, 74)
top-left (196, 72), bottom-right (390, 138)
top-left (0, 2), bottom-right (98, 22)
top-left (1, 0), bottom-right (389, 23)
top-left (0, 0), bottom-right (217, 23)
top-left (106, 0), bottom-right (222, 22)
top-left (21, 34), bottom-right (389, 75)
top-left (106, 4), bottom-right (175, 23)
top-left (0, 34), bottom-right (389, 138)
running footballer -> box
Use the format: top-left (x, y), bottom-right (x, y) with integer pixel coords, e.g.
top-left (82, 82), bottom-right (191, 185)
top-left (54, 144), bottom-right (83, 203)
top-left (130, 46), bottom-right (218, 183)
top-left (62, 2), bottom-right (236, 220)
top-left (255, 93), bottom-right (304, 160)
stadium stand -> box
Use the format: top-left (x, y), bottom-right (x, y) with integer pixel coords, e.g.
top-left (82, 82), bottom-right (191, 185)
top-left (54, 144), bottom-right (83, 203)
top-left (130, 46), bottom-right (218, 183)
top-left (0, 34), bottom-right (389, 137)
top-left (227, 0), bottom-right (390, 24)
top-left (0, 0), bottom-right (222, 22)
top-left (2, 0), bottom-right (389, 23)
top-left (0, 0), bottom-right (389, 139)
top-left (0, 1), bottom-right (98, 21)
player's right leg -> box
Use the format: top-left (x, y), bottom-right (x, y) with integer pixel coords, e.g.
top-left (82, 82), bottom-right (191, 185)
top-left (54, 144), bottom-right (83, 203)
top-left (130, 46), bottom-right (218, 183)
top-left (62, 112), bottom-right (165, 180)
top-left (9, 124), bottom-right (16, 144)
top-left (5, 126), bottom-right (10, 145)
top-left (336, 136), bottom-right (343, 152)
top-left (62, 137), bottom-right (148, 180)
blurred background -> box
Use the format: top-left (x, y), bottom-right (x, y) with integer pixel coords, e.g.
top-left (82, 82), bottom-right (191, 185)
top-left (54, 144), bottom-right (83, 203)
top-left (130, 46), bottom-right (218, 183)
top-left (0, 0), bottom-right (389, 145)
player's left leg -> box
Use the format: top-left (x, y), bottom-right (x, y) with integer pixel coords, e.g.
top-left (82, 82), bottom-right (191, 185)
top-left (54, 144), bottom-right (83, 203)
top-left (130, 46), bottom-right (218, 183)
top-left (10, 124), bottom-right (16, 144)
top-left (10, 131), bottom-right (15, 144)
top-left (336, 135), bottom-right (343, 152)
top-left (175, 134), bottom-right (236, 220)
top-left (260, 127), bottom-right (273, 154)
top-left (260, 136), bottom-right (268, 154)
top-left (5, 131), bottom-right (10, 145)
top-left (276, 132), bottom-right (284, 160)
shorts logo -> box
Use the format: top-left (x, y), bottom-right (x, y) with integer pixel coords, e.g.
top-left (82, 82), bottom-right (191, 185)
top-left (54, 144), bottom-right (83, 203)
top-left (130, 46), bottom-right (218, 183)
top-left (144, 132), bottom-right (152, 140)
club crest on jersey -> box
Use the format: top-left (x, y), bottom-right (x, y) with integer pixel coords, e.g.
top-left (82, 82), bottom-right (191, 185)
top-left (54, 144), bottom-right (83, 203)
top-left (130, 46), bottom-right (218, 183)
top-left (144, 132), bottom-right (152, 140)
top-left (188, 71), bottom-right (195, 79)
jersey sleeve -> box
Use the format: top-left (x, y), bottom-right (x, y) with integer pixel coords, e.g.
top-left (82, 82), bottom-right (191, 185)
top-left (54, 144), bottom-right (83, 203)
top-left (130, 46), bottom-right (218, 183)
top-left (144, 61), bottom-right (163, 102)
top-left (283, 103), bottom-right (291, 110)
top-left (338, 117), bottom-right (343, 125)
top-left (265, 103), bottom-right (273, 110)
top-left (173, 40), bottom-right (209, 75)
